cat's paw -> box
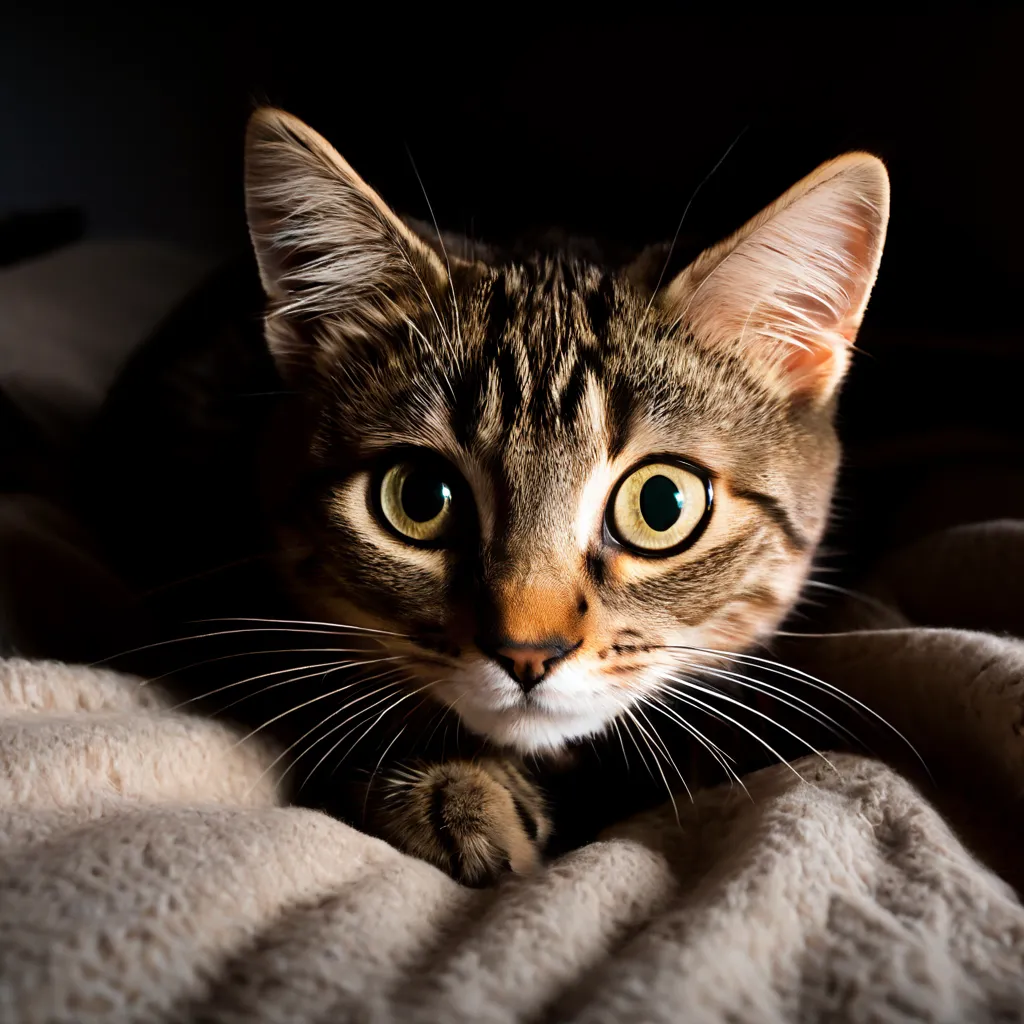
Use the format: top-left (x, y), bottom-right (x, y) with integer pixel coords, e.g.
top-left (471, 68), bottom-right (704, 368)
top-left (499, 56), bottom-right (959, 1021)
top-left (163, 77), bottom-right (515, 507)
top-left (375, 759), bottom-right (550, 886)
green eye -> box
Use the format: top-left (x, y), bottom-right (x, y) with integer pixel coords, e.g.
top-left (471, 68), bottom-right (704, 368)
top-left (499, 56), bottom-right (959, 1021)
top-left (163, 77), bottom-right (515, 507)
top-left (379, 461), bottom-right (454, 543)
top-left (609, 461), bottom-right (711, 554)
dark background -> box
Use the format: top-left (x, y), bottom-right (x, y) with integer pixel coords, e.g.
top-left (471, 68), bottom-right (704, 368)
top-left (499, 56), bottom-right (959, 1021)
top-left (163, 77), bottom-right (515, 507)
top-left (3, 9), bottom-right (1023, 560)
top-left (4, 11), bottom-right (1022, 329)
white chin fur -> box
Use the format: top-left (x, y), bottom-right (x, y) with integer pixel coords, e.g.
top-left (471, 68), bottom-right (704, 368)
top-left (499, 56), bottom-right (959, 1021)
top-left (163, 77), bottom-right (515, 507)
top-left (432, 662), bottom-right (626, 754)
top-left (456, 703), bottom-right (611, 753)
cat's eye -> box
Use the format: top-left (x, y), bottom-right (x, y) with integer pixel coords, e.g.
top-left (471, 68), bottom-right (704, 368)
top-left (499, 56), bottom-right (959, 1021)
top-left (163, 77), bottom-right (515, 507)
top-left (607, 460), bottom-right (713, 556)
top-left (378, 460), bottom-right (455, 544)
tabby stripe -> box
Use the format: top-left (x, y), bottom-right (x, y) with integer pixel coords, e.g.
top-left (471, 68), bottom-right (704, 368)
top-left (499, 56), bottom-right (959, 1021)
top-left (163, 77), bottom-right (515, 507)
top-left (585, 549), bottom-right (608, 588)
top-left (621, 535), bottom-right (754, 606)
top-left (605, 373), bottom-right (636, 457)
top-left (535, 339), bottom-right (574, 427)
top-left (733, 585), bottom-right (783, 609)
top-left (495, 344), bottom-right (524, 430)
top-left (732, 488), bottom-right (810, 551)
top-left (557, 358), bottom-right (588, 426)
top-left (510, 795), bottom-right (539, 842)
top-left (583, 273), bottom-right (617, 341)
top-left (563, 342), bottom-right (609, 428)
top-left (668, 534), bottom-right (750, 580)
top-left (485, 763), bottom-right (542, 843)
top-left (451, 366), bottom-right (484, 447)
top-left (482, 275), bottom-right (523, 430)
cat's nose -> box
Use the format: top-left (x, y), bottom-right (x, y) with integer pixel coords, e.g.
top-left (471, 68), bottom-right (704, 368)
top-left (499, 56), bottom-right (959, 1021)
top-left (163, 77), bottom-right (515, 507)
top-left (489, 639), bottom-right (580, 693)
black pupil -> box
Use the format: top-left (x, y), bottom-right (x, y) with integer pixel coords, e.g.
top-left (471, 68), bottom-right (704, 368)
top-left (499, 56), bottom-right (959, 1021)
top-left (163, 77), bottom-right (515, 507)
top-left (401, 469), bottom-right (448, 523)
top-left (639, 475), bottom-right (683, 532)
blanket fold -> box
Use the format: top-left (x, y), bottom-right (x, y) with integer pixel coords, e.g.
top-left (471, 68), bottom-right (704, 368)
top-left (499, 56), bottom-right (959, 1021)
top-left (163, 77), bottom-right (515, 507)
top-left (2, 522), bottom-right (1023, 1023)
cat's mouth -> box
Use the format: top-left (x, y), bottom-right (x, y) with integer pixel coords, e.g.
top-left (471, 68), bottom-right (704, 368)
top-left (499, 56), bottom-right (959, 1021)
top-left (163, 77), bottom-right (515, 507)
top-left (427, 659), bottom-right (633, 753)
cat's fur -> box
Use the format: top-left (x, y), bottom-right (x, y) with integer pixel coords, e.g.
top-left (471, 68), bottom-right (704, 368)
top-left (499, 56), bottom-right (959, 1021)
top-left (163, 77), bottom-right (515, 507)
top-left (233, 109), bottom-right (889, 881)
top-left (84, 109), bottom-right (889, 885)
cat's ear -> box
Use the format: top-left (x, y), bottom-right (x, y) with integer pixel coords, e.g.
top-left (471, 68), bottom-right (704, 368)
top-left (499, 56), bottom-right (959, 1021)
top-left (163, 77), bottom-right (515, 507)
top-left (658, 154), bottom-right (889, 403)
top-left (244, 108), bottom-right (451, 364)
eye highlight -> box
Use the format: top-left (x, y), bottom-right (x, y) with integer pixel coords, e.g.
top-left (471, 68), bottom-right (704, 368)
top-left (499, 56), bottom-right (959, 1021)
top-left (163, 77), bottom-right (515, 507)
top-left (379, 460), bottom-right (455, 544)
top-left (607, 460), bottom-right (712, 555)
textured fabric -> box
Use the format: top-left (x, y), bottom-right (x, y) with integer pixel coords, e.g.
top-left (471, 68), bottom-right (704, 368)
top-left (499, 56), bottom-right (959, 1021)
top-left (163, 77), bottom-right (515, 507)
top-left (1, 522), bottom-right (1024, 1023)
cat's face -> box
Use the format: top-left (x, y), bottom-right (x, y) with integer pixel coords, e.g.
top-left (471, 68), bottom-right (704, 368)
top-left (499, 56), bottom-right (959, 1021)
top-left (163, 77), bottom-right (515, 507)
top-left (245, 109), bottom-right (889, 753)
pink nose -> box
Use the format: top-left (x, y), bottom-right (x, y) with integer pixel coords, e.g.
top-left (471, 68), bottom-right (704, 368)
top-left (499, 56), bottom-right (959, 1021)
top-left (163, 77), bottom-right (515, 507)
top-left (493, 641), bottom-right (578, 692)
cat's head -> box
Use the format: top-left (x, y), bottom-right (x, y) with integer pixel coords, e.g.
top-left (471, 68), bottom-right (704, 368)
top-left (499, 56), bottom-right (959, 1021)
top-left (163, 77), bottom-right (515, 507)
top-left (244, 108), bottom-right (889, 754)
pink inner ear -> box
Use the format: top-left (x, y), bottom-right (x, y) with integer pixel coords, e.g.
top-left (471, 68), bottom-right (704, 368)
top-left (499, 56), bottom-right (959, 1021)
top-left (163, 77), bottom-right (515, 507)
top-left (779, 325), bottom-right (854, 400)
top-left (772, 211), bottom-right (878, 393)
top-left (782, 334), bottom-right (840, 380)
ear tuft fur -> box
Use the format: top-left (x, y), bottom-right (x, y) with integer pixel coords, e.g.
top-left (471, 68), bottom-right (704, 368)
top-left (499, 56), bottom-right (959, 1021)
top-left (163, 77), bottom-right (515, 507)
top-left (244, 107), bottom-right (450, 366)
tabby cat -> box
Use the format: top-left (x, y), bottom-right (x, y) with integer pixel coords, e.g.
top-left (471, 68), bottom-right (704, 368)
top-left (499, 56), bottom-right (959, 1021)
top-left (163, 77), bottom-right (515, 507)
top-left (228, 108), bottom-right (890, 882)
top-left (87, 108), bottom-right (889, 885)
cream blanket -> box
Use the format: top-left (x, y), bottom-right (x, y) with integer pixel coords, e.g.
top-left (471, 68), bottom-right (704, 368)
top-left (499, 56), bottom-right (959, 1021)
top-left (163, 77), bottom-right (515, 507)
top-left (2, 521), bottom-right (1024, 1023)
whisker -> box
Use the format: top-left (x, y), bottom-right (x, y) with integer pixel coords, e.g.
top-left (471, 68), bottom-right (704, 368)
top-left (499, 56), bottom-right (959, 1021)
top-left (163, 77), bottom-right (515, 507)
top-left (225, 664), bottom-right (410, 726)
top-left (382, 217), bottom-right (459, 400)
top-left (169, 658), bottom-right (358, 707)
top-left (403, 313), bottom-right (457, 394)
top-left (672, 660), bottom-right (860, 749)
top-left (633, 702), bottom-right (692, 818)
top-left (418, 702), bottom-right (450, 750)
top-left (388, 766), bottom-right (424, 786)
top-left (639, 124), bottom-right (749, 323)
top-left (403, 263), bottom-right (458, 381)
top-left (622, 706), bottom-right (683, 824)
top-left (655, 682), bottom-right (807, 784)
top-left (610, 716), bottom-right (631, 773)
top-left (194, 616), bottom-right (410, 638)
top-left (802, 579), bottom-right (896, 616)
top-left (141, 645), bottom-right (390, 688)
top-left (662, 645), bottom-right (929, 779)
top-left (170, 655), bottom-right (405, 710)
top-left (244, 676), bottom-right (410, 796)
top-left (362, 718), bottom-right (416, 821)
top-left (773, 629), bottom-right (873, 638)
top-left (654, 675), bottom-right (829, 783)
top-left (619, 714), bottom-right (653, 779)
top-left (638, 692), bottom-right (750, 799)
top-left (241, 674), bottom-right (411, 798)
top-left (632, 702), bottom-right (692, 796)
top-left (405, 313), bottom-right (459, 405)
top-left (92, 625), bottom-right (404, 668)
top-left (672, 646), bottom-right (864, 717)
top-left (405, 146), bottom-right (465, 355)
top-left (639, 693), bottom-right (735, 764)
top-left (297, 682), bottom-right (432, 793)
top-left (663, 673), bottom-right (839, 774)
top-left (231, 668), bottom-right (410, 751)
top-left (327, 685), bottom-right (434, 779)
top-left (422, 687), bottom-right (462, 752)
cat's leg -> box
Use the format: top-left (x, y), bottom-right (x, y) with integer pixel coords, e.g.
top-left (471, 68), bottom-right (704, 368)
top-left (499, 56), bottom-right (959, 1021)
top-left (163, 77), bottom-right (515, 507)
top-left (368, 758), bottom-right (551, 885)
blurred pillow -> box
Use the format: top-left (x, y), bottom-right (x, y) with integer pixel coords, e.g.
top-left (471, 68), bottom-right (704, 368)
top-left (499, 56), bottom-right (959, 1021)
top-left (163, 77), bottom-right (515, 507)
top-left (0, 239), bottom-right (216, 449)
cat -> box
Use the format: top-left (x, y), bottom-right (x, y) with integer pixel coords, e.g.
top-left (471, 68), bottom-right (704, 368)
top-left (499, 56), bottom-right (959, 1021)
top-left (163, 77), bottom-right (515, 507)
top-left (82, 107), bottom-right (889, 885)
